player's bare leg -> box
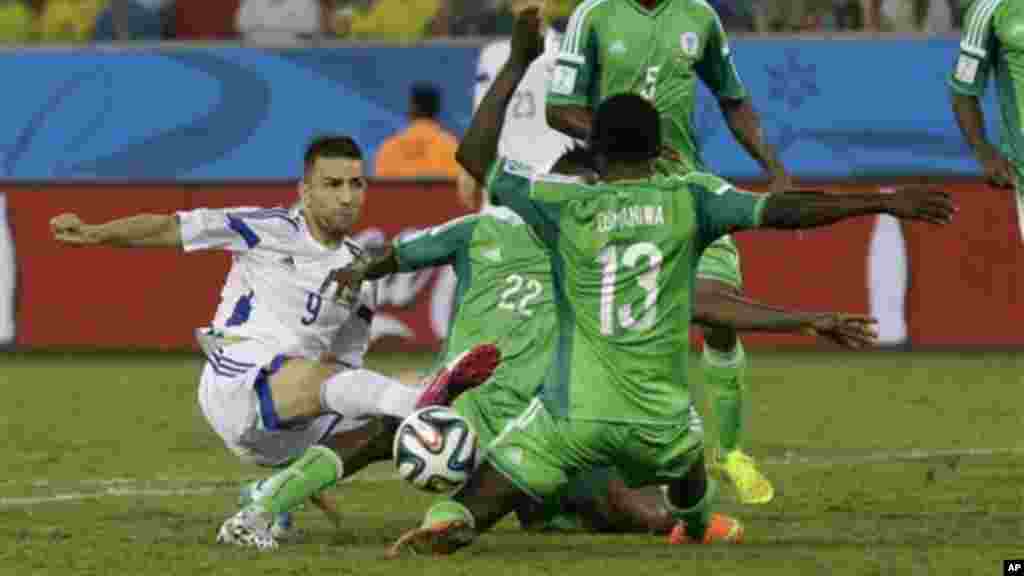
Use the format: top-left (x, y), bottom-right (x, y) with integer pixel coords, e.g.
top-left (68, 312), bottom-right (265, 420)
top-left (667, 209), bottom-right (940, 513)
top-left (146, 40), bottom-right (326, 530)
top-left (388, 460), bottom-right (531, 557)
top-left (516, 470), bottom-right (677, 534)
top-left (698, 279), bottom-right (774, 505)
top-left (265, 344), bottom-right (500, 425)
top-left (576, 479), bottom-right (677, 534)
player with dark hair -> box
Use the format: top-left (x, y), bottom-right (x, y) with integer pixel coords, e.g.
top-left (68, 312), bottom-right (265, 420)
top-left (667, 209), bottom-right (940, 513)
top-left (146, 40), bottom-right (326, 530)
top-left (546, 0), bottom-right (791, 503)
top-left (386, 8), bottom-right (955, 556)
top-left (50, 135), bottom-right (500, 550)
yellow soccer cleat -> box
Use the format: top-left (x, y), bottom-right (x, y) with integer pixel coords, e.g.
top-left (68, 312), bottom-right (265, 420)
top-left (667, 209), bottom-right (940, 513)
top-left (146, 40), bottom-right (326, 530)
top-left (715, 450), bottom-right (774, 505)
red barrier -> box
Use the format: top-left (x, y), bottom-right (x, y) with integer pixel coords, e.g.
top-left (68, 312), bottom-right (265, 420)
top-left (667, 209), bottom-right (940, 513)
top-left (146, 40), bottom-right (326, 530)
top-left (6, 179), bottom-right (1022, 350)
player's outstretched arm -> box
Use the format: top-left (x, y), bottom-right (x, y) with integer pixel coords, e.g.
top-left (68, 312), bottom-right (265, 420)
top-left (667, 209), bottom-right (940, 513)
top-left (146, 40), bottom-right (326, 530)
top-left (50, 212), bottom-right (182, 248)
top-left (718, 98), bottom-right (790, 193)
top-left (952, 93), bottom-right (1015, 189)
top-left (455, 7), bottom-right (544, 183)
top-left (694, 289), bottom-right (878, 349)
top-left (760, 187), bottom-right (956, 229)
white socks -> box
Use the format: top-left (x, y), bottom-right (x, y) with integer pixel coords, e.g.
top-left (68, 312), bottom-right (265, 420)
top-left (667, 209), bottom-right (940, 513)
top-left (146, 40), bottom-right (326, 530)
top-left (319, 369), bottom-right (421, 421)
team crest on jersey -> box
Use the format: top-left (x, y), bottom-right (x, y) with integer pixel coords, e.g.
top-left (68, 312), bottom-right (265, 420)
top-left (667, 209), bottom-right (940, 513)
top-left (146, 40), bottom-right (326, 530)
top-left (680, 32), bottom-right (699, 57)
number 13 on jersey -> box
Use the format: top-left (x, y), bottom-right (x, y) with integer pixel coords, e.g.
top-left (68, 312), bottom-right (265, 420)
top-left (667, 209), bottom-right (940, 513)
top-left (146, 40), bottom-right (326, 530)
top-left (598, 242), bottom-right (663, 335)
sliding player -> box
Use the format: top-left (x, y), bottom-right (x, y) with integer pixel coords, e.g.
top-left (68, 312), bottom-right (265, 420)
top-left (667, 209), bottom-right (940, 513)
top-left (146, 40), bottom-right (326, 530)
top-left (50, 135), bottom-right (499, 550)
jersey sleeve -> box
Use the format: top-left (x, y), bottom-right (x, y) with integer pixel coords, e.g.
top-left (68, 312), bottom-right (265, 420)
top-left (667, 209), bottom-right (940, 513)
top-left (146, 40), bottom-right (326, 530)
top-left (328, 281), bottom-right (377, 369)
top-left (393, 214), bottom-right (480, 272)
top-left (694, 11), bottom-right (746, 101)
top-left (176, 207), bottom-right (300, 253)
top-left (546, 2), bottom-right (599, 109)
top-left (687, 174), bottom-right (767, 250)
top-left (948, 0), bottom-right (1006, 96)
top-left (486, 157), bottom-right (561, 250)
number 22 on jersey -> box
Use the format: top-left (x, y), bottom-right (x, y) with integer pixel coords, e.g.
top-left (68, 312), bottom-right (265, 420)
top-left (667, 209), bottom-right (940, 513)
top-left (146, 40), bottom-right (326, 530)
top-left (498, 274), bottom-right (543, 317)
top-left (598, 242), bottom-right (663, 335)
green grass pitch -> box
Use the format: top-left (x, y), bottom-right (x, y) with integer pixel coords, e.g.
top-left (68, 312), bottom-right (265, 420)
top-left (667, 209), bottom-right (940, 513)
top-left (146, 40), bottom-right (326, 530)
top-left (1, 350), bottom-right (1021, 575)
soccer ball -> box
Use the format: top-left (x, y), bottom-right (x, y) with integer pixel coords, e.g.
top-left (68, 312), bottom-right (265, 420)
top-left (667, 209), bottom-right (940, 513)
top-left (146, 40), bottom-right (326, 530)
top-left (393, 406), bottom-right (478, 493)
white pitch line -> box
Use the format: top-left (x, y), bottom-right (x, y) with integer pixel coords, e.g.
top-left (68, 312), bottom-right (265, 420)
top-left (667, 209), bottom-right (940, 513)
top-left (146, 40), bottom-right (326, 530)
top-left (2, 447), bottom-right (1021, 508)
top-left (765, 446), bottom-right (1024, 467)
top-left (0, 487), bottom-right (225, 507)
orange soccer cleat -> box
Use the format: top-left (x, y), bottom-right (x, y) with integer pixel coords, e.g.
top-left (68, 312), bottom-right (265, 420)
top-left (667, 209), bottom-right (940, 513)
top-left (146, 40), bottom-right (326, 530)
top-left (667, 513), bottom-right (744, 545)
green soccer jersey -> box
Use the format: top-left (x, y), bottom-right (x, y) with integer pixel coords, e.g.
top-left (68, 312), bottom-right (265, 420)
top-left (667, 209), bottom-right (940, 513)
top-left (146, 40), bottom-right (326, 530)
top-left (547, 0), bottom-right (746, 172)
top-left (392, 207), bottom-right (557, 404)
top-left (487, 158), bottom-right (766, 424)
top-left (950, 0), bottom-right (1024, 172)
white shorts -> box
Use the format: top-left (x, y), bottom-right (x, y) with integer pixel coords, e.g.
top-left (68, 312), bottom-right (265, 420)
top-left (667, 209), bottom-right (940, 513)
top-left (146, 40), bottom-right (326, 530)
top-left (197, 340), bottom-right (364, 467)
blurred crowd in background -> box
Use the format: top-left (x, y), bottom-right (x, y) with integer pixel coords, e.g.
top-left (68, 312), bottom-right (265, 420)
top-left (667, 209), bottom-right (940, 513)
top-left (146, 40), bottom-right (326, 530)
top-left (0, 0), bottom-right (965, 45)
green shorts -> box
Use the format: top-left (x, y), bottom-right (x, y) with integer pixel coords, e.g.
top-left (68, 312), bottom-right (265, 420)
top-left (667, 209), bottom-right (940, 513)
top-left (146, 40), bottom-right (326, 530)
top-left (452, 373), bottom-right (534, 457)
top-left (488, 399), bottom-right (704, 502)
top-left (696, 234), bottom-right (743, 290)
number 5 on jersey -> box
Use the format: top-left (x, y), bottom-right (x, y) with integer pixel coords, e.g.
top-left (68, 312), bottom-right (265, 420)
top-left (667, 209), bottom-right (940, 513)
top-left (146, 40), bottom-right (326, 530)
top-left (641, 66), bottom-right (661, 101)
top-left (598, 242), bottom-right (663, 335)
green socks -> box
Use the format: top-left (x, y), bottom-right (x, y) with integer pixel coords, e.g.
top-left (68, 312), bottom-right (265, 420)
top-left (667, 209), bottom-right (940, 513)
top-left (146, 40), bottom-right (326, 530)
top-left (251, 445), bottom-right (344, 517)
top-left (703, 341), bottom-right (746, 454)
top-left (423, 500), bottom-right (476, 529)
top-left (421, 500), bottom-right (478, 550)
top-left (667, 477), bottom-right (719, 540)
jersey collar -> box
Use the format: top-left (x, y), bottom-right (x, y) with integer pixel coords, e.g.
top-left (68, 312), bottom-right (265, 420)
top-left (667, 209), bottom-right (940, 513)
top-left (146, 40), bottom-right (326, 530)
top-left (295, 206), bottom-right (353, 254)
top-left (624, 0), bottom-right (673, 17)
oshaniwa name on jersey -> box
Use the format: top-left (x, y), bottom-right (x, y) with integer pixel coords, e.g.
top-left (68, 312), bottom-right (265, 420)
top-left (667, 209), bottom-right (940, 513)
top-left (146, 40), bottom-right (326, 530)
top-left (597, 204), bottom-right (666, 233)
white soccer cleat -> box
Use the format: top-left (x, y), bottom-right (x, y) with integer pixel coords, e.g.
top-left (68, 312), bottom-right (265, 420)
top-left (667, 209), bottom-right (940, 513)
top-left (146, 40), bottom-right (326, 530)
top-left (216, 506), bottom-right (279, 550)
top-left (239, 481), bottom-right (295, 541)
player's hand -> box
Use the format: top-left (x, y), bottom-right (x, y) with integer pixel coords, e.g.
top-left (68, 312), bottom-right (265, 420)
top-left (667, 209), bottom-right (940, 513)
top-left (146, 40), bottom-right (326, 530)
top-left (320, 251), bottom-right (371, 307)
top-left (510, 4), bottom-right (545, 67)
top-left (320, 265), bottom-right (366, 307)
top-left (805, 314), bottom-right (878, 349)
top-left (977, 143), bottom-right (1016, 189)
top-left (50, 212), bottom-right (103, 245)
top-left (884, 187), bottom-right (957, 225)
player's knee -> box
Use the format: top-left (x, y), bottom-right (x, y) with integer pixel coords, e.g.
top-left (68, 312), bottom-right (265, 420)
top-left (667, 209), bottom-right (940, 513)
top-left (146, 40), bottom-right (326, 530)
top-left (265, 356), bottom-right (335, 420)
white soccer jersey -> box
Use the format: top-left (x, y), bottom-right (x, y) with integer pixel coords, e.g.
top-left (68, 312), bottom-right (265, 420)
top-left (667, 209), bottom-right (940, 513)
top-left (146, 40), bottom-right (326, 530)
top-left (177, 206), bottom-right (376, 365)
top-left (474, 27), bottom-right (575, 174)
